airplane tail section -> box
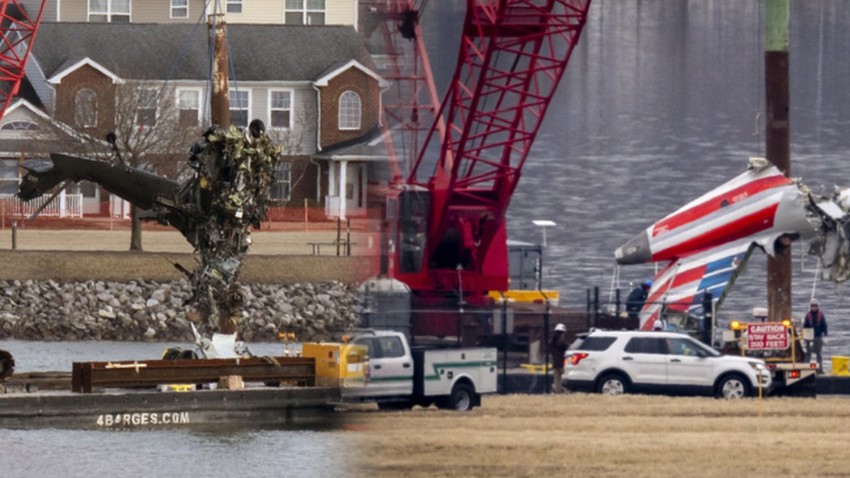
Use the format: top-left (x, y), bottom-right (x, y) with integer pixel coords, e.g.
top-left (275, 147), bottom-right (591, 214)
top-left (638, 241), bottom-right (755, 330)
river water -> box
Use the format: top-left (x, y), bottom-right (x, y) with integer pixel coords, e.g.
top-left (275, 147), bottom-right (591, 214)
top-left (4, 2), bottom-right (850, 475)
top-left (423, 0), bottom-right (850, 358)
top-left (0, 340), bottom-right (360, 478)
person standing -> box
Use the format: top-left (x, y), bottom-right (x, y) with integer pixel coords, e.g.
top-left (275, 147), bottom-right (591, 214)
top-left (550, 323), bottom-right (568, 394)
top-left (803, 299), bottom-right (828, 373)
top-left (626, 280), bottom-right (652, 320)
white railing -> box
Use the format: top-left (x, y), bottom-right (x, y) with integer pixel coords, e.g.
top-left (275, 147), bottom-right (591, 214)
top-left (0, 192), bottom-right (84, 218)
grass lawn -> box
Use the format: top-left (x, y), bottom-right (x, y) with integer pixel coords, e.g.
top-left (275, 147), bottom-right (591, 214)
top-left (0, 229), bottom-right (378, 283)
top-left (349, 393), bottom-right (850, 477)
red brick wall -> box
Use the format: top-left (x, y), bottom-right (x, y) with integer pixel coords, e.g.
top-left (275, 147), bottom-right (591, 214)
top-left (54, 64), bottom-right (116, 136)
top-left (318, 66), bottom-right (380, 149)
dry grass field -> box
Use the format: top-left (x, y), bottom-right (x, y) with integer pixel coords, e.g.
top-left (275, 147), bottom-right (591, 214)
top-left (348, 393), bottom-right (850, 478)
top-left (0, 229), bottom-right (378, 283)
top-left (0, 229), bottom-right (376, 256)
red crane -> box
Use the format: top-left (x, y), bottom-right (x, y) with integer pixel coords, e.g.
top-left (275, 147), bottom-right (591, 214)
top-left (0, 0), bottom-right (45, 119)
top-left (378, 0), bottom-right (593, 336)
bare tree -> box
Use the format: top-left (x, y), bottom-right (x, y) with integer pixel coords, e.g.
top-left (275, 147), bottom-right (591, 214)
top-left (267, 108), bottom-right (311, 207)
top-left (28, 80), bottom-right (199, 250)
top-left (110, 82), bottom-right (198, 250)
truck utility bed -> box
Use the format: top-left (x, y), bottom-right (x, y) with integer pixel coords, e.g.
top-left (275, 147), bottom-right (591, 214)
top-left (411, 347), bottom-right (498, 399)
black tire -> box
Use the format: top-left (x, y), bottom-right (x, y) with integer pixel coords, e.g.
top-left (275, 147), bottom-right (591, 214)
top-left (716, 374), bottom-right (751, 399)
top-left (595, 373), bottom-right (629, 396)
top-left (440, 382), bottom-right (476, 411)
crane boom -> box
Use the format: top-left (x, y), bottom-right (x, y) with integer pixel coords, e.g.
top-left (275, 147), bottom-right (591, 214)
top-left (394, 0), bottom-right (591, 323)
top-left (0, 0), bottom-right (45, 120)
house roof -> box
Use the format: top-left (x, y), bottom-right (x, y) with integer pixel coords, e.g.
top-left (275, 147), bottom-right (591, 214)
top-left (314, 126), bottom-right (388, 162)
top-left (33, 22), bottom-right (378, 83)
top-left (0, 100), bottom-right (87, 157)
top-left (314, 59), bottom-right (389, 87)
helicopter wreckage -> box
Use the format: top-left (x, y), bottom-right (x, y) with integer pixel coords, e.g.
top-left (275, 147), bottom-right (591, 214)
top-left (18, 120), bottom-right (280, 336)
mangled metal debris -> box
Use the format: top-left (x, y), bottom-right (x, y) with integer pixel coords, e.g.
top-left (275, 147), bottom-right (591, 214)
top-left (18, 120), bottom-right (281, 334)
top-left (181, 121), bottom-right (280, 333)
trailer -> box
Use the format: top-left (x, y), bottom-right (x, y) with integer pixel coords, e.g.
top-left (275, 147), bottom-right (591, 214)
top-left (721, 310), bottom-right (817, 397)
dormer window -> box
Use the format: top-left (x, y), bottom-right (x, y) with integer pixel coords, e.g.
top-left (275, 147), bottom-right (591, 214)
top-left (75, 88), bottom-right (98, 128)
top-left (338, 91), bottom-right (361, 130)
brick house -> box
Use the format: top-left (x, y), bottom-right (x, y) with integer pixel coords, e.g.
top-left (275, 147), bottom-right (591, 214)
top-left (6, 22), bottom-right (387, 218)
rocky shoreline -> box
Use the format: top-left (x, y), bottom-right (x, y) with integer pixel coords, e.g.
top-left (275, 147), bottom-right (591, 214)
top-left (0, 279), bottom-right (362, 342)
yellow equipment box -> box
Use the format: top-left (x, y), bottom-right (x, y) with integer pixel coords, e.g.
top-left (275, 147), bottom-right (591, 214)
top-left (520, 364), bottom-right (547, 374)
top-left (832, 356), bottom-right (850, 376)
top-left (301, 342), bottom-right (367, 388)
top-left (487, 289), bottom-right (560, 305)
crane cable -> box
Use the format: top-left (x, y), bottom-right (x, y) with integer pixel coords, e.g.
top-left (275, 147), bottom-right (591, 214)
top-left (155, 0), bottom-right (214, 112)
top-left (810, 259), bottom-right (820, 306)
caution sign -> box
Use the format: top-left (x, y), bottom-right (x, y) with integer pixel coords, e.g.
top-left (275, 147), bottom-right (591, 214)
top-left (746, 323), bottom-right (788, 350)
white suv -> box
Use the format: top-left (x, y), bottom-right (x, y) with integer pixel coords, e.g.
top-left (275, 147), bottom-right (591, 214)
top-left (564, 330), bottom-right (772, 399)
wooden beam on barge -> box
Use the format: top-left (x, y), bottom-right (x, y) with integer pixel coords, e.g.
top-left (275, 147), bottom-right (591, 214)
top-left (72, 357), bottom-right (316, 393)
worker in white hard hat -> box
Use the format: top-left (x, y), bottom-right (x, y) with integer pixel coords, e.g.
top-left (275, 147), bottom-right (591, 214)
top-left (550, 323), bottom-right (568, 394)
top-left (803, 298), bottom-right (828, 373)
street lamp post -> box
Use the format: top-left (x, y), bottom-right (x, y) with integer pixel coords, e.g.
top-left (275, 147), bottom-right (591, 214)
top-left (532, 220), bottom-right (556, 247)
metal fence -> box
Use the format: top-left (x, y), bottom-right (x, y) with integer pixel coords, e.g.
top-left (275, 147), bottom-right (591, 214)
top-left (0, 193), bottom-right (84, 219)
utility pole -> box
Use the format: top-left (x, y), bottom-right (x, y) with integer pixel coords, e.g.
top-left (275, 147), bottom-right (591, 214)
top-left (208, 12), bottom-right (233, 334)
top-left (208, 13), bottom-right (230, 128)
top-left (765, 0), bottom-right (791, 323)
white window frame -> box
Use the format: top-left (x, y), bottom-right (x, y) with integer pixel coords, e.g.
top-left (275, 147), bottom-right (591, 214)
top-left (338, 90), bottom-right (361, 131)
top-left (170, 0), bottom-right (189, 19)
top-left (226, 0), bottom-right (242, 14)
top-left (271, 162), bottom-right (292, 202)
top-left (0, 159), bottom-right (21, 195)
top-left (0, 121), bottom-right (39, 131)
top-left (284, 0), bottom-right (326, 25)
top-left (88, 0), bottom-right (131, 22)
top-left (267, 88), bottom-right (293, 130)
top-left (176, 87), bottom-right (203, 126)
top-left (229, 89), bottom-right (251, 128)
top-left (75, 88), bottom-right (98, 128)
top-left (135, 87), bottom-right (158, 127)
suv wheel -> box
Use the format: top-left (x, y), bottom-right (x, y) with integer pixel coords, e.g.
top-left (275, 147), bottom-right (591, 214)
top-left (717, 374), bottom-right (750, 399)
top-left (596, 373), bottom-right (629, 396)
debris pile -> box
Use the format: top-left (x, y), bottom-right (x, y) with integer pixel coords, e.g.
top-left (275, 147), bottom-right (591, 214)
top-left (176, 122), bottom-right (281, 334)
top-left (0, 280), bottom-right (361, 342)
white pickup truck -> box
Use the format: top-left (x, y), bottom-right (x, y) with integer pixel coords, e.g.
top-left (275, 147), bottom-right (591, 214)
top-left (346, 330), bottom-right (498, 411)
